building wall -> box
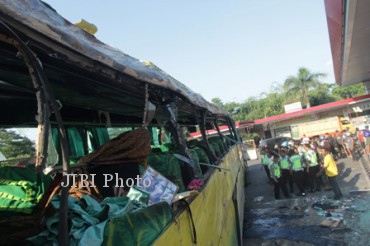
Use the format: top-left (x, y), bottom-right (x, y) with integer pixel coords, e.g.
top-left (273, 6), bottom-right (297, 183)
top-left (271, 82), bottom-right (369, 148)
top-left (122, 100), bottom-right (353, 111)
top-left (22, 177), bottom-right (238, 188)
top-left (270, 108), bottom-right (348, 139)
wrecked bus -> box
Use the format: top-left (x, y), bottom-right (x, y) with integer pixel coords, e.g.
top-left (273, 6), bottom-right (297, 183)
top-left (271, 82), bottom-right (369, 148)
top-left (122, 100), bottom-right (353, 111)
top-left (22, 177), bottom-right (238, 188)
top-left (0, 0), bottom-right (246, 245)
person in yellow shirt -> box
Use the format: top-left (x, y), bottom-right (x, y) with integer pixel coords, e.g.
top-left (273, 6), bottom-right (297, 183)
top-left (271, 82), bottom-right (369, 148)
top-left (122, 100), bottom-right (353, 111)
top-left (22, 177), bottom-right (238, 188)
top-left (316, 146), bottom-right (343, 200)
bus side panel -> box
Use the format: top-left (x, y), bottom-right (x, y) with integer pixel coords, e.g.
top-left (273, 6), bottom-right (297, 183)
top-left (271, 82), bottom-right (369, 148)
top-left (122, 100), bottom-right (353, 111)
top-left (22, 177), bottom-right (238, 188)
top-left (218, 202), bottom-right (238, 246)
top-left (234, 144), bottom-right (246, 243)
top-left (153, 147), bottom-right (243, 245)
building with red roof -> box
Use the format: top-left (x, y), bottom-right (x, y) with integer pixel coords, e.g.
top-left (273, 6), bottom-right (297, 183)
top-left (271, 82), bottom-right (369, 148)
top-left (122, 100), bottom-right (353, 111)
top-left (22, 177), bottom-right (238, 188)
top-left (238, 94), bottom-right (370, 139)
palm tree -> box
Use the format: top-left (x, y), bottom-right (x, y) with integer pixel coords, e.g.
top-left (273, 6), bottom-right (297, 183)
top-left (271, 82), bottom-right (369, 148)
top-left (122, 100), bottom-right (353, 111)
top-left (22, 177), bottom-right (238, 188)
top-left (284, 67), bottom-right (326, 108)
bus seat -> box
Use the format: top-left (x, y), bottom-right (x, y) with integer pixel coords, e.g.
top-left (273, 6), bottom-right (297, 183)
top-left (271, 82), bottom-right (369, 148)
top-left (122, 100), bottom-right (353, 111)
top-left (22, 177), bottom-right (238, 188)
top-left (227, 136), bottom-right (236, 147)
top-left (224, 137), bottom-right (232, 148)
top-left (187, 149), bottom-right (203, 178)
top-left (151, 147), bottom-right (162, 153)
top-left (51, 127), bottom-right (86, 164)
top-left (103, 201), bottom-right (173, 245)
top-left (147, 154), bottom-right (185, 192)
top-left (210, 142), bottom-right (221, 157)
top-left (88, 127), bottom-right (110, 151)
top-left (90, 163), bottom-right (140, 198)
top-left (187, 139), bottom-right (199, 148)
top-left (159, 143), bottom-right (175, 152)
top-left (67, 128), bottom-right (86, 163)
top-left (214, 139), bottom-right (226, 154)
top-left (194, 147), bottom-right (210, 173)
top-left (208, 137), bottom-right (226, 154)
top-left (195, 141), bottom-right (216, 162)
top-left (0, 165), bottom-right (53, 214)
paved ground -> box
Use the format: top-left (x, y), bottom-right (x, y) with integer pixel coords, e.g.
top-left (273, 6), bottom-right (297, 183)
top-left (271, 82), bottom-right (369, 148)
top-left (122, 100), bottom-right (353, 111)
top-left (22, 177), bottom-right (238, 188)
top-left (243, 153), bottom-right (370, 246)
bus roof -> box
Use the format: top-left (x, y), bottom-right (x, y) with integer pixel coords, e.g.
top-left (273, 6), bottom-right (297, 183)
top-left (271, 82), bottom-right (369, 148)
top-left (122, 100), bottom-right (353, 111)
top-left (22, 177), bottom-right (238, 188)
top-left (0, 0), bottom-right (227, 116)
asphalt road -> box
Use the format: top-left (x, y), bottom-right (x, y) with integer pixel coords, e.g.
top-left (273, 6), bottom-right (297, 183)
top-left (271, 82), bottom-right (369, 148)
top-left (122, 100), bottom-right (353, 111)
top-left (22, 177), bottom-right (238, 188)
top-left (243, 153), bottom-right (370, 246)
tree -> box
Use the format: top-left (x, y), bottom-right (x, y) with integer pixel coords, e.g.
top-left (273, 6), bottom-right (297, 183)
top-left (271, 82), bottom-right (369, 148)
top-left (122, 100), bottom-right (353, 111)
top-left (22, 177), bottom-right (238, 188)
top-left (259, 91), bottom-right (284, 118)
top-left (308, 82), bottom-right (338, 107)
top-left (0, 128), bottom-right (35, 160)
top-left (331, 83), bottom-right (365, 99)
top-left (284, 67), bottom-right (326, 108)
top-left (223, 102), bottom-right (242, 118)
top-left (210, 68), bottom-right (365, 122)
top-left (211, 97), bottom-right (224, 108)
top-left (241, 97), bottom-right (262, 121)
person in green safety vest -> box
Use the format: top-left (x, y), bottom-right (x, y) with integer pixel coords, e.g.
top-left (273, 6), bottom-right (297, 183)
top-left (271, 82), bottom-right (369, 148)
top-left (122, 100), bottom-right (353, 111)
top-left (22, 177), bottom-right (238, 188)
top-left (288, 148), bottom-right (306, 196)
top-left (260, 149), bottom-right (273, 184)
top-left (279, 149), bottom-right (294, 193)
top-left (269, 154), bottom-right (290, 199)
top-left (303, 143), bottom-right (321, 192)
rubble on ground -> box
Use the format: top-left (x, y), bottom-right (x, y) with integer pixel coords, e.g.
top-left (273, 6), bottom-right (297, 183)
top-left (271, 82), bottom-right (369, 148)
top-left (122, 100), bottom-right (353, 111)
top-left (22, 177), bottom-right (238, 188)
top-left (244, 192), bottom-right (370, 245)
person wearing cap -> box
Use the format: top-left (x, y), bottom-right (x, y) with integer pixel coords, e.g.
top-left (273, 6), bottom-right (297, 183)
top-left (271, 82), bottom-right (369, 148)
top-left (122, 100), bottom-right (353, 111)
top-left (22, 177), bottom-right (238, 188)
top-left (316, 146), bottom-right (342, 200)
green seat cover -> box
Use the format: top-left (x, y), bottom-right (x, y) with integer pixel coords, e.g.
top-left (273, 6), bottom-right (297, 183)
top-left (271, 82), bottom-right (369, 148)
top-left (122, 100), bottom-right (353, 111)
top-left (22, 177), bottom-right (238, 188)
top-left (194, 147), bottom-right (210, 173)
top-left (210, 142), bottom-right (221, 157)
top-left (187, 149), bottom-right (203, 178)
top-left (29, 195), bottom-right (173, 246)
top-left (147, 154), bottom-right (185, 192)
top-left (103, 201), bottom-right (173, 246)
top-left (0, 165), bottom-right (52, 215)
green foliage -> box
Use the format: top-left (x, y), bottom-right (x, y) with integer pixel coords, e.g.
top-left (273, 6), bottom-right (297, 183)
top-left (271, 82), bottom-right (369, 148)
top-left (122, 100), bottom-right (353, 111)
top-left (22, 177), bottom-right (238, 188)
top-left (283, 67), bottom-right (326, 108)
top-left (211, 97), bottom-right (223, 108)
top-left (308, 83), bottom-right (338, 107)
top-left (259, 92), bottom-right (285, 118)
top-left (331, 83), bottom-right (365, 99)
top-left (0, 128), bottom-right (35, 160)
top-left (210, 67), bottom-right (365, 122)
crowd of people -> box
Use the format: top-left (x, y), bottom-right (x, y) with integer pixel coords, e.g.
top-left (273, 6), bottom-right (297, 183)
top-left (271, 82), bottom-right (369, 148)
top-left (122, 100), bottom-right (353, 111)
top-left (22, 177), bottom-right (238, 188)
top-left (310, 126), bottom-right (370, 162)
top-left (258, 127), bottom-right (370, 201)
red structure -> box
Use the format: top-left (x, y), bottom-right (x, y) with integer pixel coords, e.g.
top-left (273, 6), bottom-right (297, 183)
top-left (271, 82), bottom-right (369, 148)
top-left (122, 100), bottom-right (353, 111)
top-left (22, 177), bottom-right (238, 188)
top-left (238, 94), bottom-right (370, 139)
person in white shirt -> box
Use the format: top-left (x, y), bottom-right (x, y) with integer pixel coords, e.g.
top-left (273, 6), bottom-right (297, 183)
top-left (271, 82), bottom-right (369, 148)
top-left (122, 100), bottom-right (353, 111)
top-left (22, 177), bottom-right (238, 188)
top-left (302, 134), bottom-right (310, 144)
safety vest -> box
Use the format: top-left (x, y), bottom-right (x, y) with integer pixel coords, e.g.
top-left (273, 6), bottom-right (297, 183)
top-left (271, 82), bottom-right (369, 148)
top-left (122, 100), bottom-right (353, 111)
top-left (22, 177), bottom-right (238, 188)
top-left (270, 162), bottom-right (281, 178)
top-left (289, 154), bottom-right (303, 171)
top-left (305, 150), bottom-right (318, 167)
top-left (280, 157), bottom-right (290, 169)
top-left (261, 154), bottom-right (270, 166)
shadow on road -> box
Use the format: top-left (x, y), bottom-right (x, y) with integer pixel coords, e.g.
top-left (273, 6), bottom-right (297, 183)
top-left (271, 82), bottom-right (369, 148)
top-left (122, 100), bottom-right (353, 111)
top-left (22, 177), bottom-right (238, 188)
top-left (243, 155), bottom-right (370, 246)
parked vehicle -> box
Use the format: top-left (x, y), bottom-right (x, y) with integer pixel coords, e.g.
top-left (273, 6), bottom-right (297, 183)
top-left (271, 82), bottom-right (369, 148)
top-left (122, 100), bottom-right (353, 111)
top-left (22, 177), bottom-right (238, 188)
top-left (339, 117), bottom-right (356, 133)
top-left (0, 1), bottom-right (246, 245)
top-left (295, 116), bottom-right (355, 138)
top-left (259, 137), bottom-right (293, 152)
